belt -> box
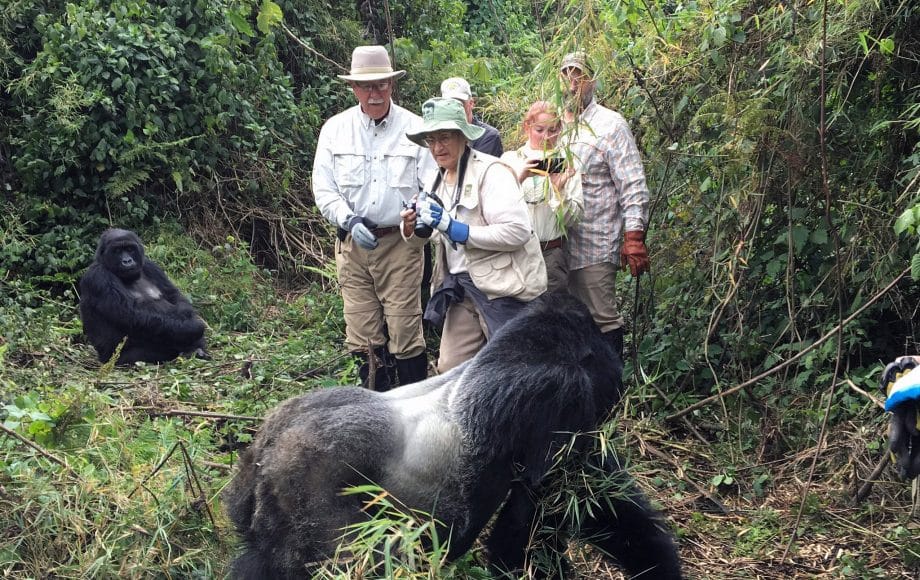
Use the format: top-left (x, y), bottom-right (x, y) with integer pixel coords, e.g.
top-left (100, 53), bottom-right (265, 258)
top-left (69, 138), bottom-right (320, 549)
top-left (369, 226), bottom-right (400, 237)
top-left (540, 238), bottom-right (563, 251)
top-left (337, 225), bottom-right (400, 242)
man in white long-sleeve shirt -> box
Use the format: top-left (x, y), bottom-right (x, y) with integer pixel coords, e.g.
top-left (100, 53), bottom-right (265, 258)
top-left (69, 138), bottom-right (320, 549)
top-left (312, 45), bottom-right (435, 389)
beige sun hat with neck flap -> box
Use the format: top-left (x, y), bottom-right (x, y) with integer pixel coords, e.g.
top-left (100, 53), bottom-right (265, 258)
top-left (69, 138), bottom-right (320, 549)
top-left (406, 98), bottom-right (485, 147)
top-left (337, 45), bottom-right (406, 82)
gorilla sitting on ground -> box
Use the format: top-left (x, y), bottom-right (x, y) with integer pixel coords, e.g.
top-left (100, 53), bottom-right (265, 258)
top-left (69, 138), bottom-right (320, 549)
top-left (223, 292), bottom-right (683, 579)
top-left (79, 228), bottom-right (208, 365)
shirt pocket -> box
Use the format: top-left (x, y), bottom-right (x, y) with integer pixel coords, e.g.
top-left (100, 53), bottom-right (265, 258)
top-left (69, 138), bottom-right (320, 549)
top-left (332, 152), bottom-right (366, 190)
top-left (386, 146), bottom-right (418, 190)
top-left (466, 250), bottom-right (526, 299)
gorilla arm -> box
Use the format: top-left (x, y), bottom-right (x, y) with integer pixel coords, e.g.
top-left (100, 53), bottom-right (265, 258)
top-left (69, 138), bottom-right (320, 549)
top-left (141, 261), bottom-right (202, 319)
top-left (81, 262), bottom-right (204, 345)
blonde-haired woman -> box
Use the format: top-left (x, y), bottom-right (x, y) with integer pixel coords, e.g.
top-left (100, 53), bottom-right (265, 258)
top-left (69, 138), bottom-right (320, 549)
top-left (501, 101), bottom-right (583, 292)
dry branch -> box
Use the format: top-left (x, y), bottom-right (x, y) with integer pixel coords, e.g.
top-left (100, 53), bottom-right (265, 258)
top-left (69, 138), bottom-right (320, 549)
top-left (666, 266), bottom-right (911, 422)
top-left (124, 407), bottom-right (261, 422)
top-left (0, 422), bottom-right (71, 472)
top-left (854, 452), bottom-right (890, 503)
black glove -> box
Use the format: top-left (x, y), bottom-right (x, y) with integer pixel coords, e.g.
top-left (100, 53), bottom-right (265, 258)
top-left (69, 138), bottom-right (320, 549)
top-left (343, 215), bottom-right (378, 250)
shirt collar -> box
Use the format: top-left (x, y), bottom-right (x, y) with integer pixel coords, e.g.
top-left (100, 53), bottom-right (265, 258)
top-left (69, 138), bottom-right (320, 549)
top-left (358, 103), bottom-right (393, 129)
top-left (578, 99), bottom-right (599, 123)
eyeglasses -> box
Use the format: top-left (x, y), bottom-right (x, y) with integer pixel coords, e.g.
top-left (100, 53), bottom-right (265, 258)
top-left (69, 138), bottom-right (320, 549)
top-left (352, 80), bottom-right (392, 92)
top-left (423, 132), bottom-right (458, 147)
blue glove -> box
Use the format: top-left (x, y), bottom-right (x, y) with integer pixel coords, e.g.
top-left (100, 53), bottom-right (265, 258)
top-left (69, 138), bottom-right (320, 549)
top-left (343, 215), bottom-right (379, 250)
top-left (418, 196), bottom-right (469, 244)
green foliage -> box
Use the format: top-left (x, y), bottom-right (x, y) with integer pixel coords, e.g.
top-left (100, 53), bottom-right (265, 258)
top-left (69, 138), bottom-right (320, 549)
top-left (2, 0), bottom-right (311, 279)
top-left (0, 249), bottom-right (352, 576)
top-left (316, 485), bottom-right (484, 579)
top-left (894, 202), bottom-right (920, 279)
top-left (2, 0), bottom-right (920, 575)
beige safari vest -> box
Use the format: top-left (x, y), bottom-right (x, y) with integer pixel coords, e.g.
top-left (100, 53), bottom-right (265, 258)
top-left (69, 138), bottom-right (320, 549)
top-left (431, 153), bottom-right (547, 301)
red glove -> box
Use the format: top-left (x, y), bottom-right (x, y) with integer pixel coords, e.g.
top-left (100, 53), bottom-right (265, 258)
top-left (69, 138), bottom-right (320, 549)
top-left (620, 230), bottom-right (650, 277)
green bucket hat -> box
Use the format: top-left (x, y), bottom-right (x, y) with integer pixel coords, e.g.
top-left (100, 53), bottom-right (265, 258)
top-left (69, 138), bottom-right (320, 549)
top-left (406, 97), bottom-right (485, 147)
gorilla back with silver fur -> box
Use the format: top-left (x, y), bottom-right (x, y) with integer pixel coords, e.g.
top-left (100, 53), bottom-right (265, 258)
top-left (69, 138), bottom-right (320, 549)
top-left (223, 292), bottom-right (683, 578)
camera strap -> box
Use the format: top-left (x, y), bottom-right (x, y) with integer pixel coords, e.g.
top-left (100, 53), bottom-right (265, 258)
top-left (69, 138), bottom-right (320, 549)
top-left (428, 147), bottom-right (471, 211)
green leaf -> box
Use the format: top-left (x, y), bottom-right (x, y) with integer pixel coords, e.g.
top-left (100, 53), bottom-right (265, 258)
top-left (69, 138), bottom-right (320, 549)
top-left (879, 37), bottom-right (894, 56)
top-left (171, 171), bottom-right (184, 193)
top-left (791, 225), bottom-right (808, 253)
top-left (857, 31), bottom-right (869, 55)
top-left (893, 207), bottom-right (916, 235)
top-left (470, 59), bottom-right (491, 83)
top-left (911, 253), bottom-right (920, 281)
top-left (228, 11), bottom-right (255, 37)
top-left (766, 258), bottom-right (784, 277)
top-left (257, 1), bottom-right (283, 34)
top-left (810, 228), bottom-right (828, 245)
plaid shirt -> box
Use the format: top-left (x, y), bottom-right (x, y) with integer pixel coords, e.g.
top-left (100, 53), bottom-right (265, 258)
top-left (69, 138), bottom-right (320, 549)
top-left (564, 100), bottom-right (649, 270)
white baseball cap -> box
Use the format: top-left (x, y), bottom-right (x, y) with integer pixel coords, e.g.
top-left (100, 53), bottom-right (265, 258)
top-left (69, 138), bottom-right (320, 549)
top-left (440, 77), bottom-right (473, 101)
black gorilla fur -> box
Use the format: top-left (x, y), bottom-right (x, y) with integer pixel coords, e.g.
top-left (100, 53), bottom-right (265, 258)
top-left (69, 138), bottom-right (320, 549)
top-left (223, 292), bottom-right (683, 578)
top-left (79, 228), bottom-right (208, 365)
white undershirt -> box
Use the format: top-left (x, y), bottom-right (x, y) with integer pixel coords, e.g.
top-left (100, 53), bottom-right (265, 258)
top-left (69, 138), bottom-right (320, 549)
top-left (439, 178), bottom-right (469, 275)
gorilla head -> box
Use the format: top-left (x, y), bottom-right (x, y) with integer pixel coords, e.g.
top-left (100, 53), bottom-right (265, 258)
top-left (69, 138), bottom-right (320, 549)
top-left (97, 228), bottom-right (145, 282)
top-left (79, 228), bottom-right (209, 365)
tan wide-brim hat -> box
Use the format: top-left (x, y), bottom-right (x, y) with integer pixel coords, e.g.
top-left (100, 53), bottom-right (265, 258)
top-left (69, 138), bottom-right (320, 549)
top-left (337, 45), bottom-right (406, 82)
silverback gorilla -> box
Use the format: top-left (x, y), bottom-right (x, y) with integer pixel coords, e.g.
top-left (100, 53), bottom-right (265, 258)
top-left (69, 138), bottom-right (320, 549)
top-left (223, 292), bottom-right (683, 579)
top-left (79, 228), bottom-right (208, 365)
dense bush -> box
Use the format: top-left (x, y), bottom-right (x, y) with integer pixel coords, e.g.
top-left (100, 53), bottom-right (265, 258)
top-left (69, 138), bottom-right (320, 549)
top-left (556, 0), bottom-right (920, 407)
top-left (1, 0), bottom-right (318, 278)
top-left (2, 0), bottom-right (920, 575)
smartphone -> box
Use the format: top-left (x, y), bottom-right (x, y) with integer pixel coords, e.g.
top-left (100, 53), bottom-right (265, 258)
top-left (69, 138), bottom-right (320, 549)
top-left (532, 157), bottom-right (567, 173)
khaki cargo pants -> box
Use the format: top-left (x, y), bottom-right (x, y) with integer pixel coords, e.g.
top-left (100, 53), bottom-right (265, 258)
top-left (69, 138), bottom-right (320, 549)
top-left (568, 261), bottom-right (624, 332)
top-left (336, 231), bottom-right (425, 359)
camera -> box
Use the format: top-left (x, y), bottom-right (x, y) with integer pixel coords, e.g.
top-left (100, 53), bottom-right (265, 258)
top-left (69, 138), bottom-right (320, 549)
top-left (403, 197), bottom-right (433, 238)
top-left (532, 156), bottom-right (567, 173)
